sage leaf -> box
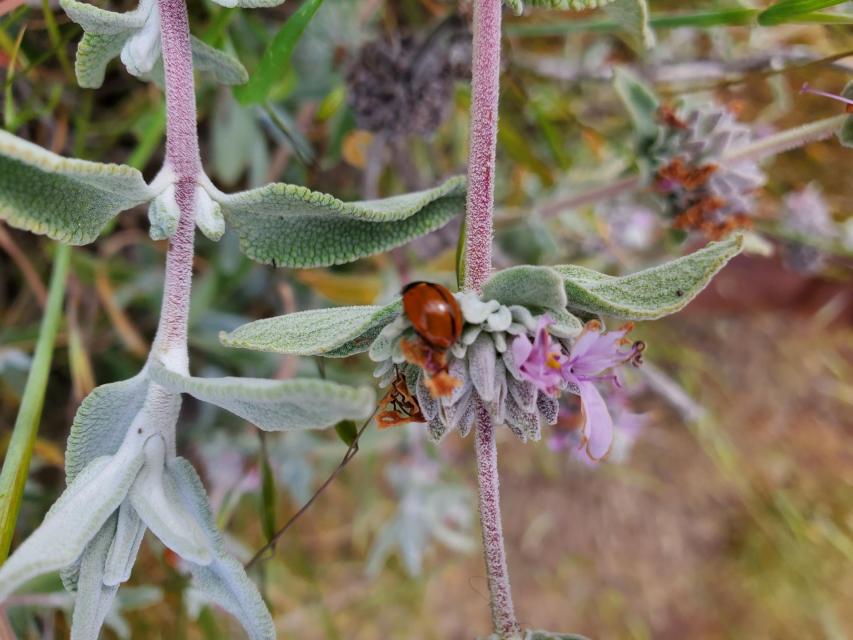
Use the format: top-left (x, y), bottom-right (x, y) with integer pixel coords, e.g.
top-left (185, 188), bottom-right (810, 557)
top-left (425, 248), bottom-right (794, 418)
top-left (0, 131), bottom-right (155, 244)
top-left (65, 371), bottom-right (149, 483)
top-left (169, 458), bottom-right (275, 640)
top-left (103, 501), bottom-right (146, 586)
top-left (149, 362), bottom-right (376, 430)
top-left (129, 436), bottom-right (212, 566)
top-left (70, 516), bottom-right (121, 640)
top-left (0, 444), bottom-right (145, 600)
top-left (220, 301), bottom-right (401, 357)
top-left (210, 175), bottom-right (466, 268)
top-left (613, 67), bottom-right (660, 144)
top-left (605, 0), bottom-right (655, 51)
top-left (482, 265), bottom-right (568, 314)
top-left (552, 235), bottom-right (743, 319)
top-left (75, 33), bottom-right (128, 89)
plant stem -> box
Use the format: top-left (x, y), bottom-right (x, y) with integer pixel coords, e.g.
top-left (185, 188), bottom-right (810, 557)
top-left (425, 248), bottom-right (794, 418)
top-left (474, 404), bottom-right (520, 637)
top-left (464, 0), bottom-right (520, 636)
top-left (153, 0), bottom-right (201, 362)
top-left (0, 243), bottom-right (71, 563)
top-left (464, 0), bottom-right (502, 294)
top-left (721, 114), bottom-right (846, 164)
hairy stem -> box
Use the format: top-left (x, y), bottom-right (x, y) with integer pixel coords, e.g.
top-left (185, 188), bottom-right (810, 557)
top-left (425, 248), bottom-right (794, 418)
top-left (721, 114), bottom-right (846, 164)
top-left (474, 404), bottom-right (520, 637)
top-left (463, 0), bottom-right (502, 294)
top-left (463, 0), bottom-right (520, 636)
top-left (152, 0), bottom-right (200, 362)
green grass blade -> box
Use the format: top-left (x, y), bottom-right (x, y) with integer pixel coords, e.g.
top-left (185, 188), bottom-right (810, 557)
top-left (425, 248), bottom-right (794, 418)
top-left (0, 243), bottom-right (71, 563)
top-left (233, 0), bottom-right (325, 105)
top-left (758, 0), bottom-right (847, 25)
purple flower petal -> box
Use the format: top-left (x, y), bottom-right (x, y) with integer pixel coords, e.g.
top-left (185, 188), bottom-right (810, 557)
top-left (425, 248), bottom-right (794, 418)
top-left (579, 380), bottom-right (614, 461)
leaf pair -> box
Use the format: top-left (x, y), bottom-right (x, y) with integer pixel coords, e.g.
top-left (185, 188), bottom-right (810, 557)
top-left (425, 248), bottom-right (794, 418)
top-left (221, 236), bottom-right (743, 357)
top-left (3, 359), bottom-right (374, 638)
top-left (0, 127), bottom-right (467, 267)
top-left (61, 0), bottom-right (248, 89)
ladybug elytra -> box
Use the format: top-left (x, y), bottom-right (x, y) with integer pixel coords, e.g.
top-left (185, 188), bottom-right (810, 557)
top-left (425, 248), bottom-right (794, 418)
top-left (401, 281), bottom-right (463, 349)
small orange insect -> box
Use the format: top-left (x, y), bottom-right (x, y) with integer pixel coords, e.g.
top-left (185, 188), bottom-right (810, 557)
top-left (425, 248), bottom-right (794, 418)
top-left (402, 281), bottom-right (463, 350)
top-left (377, 367), bottom-right (427, 429)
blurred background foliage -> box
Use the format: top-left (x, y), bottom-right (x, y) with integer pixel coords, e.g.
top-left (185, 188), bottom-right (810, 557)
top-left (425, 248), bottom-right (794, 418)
top-left (1, 0), bottom-right (852, 637)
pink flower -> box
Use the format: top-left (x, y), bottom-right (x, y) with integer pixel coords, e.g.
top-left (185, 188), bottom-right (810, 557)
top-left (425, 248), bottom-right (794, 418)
top-left (560, 321), bottom-right (643, 461)
top-left (511, 315), bottom-right (567, 396)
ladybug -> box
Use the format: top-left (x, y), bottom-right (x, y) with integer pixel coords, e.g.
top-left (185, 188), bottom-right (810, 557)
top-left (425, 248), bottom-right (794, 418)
top-left (401, 281), bottom-right (463, 350)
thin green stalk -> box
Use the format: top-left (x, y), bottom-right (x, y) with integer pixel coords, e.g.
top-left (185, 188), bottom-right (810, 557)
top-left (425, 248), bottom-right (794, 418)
top-left (41, 0), bottom-right (74, 81)
top-left (0, 243), bottom-right (71, 563)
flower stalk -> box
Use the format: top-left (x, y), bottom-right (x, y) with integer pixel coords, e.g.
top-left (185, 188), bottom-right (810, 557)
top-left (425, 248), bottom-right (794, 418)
top-left (152, 0), bottom-right (200, 364)
top-left (463, 0), bottom-right (521, 636)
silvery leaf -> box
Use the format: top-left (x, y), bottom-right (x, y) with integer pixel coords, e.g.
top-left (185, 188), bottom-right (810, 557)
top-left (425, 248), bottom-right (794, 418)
top-left (482, 265), bottom-right (568, 315)
top-left (605, 0), bottom-right (655, 51)
top-left (70, 515), bottom-right (120, 640)
top-left (220, 302), bottom-right (401, 357)
top-left (210, 175), bottom-right (466, 268)
top-left (467, 334), bottom-right (497, 403)
top-left (75, 33), bottom-right (129, 89)
top-left (552, 236), bottom-right (743, 319)
top-left (168, 458), bottom-right (275, 640)
top-left (65, 371), bottom-right (149, 483)
top-left (613, 66), bottom-right (661, 144)
top-left (0, 443), bottom-right (145, 600)
top-left (104, 502), bottom-right (146, 586)
top-left (129, 436), bottom-right (212, 565)
top-left (149, 361), bottom-right (375, 430)
top-left (0, 131), bottom-right (155, 244)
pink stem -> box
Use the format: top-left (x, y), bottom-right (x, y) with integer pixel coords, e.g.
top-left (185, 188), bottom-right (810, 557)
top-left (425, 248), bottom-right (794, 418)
top-left (464, 0), bottom-right (502, 294)
top-left (474, 404), bottom-right (520, 637)
top-left (153, 0), bottom-right (200, 355)
top-left (464, 1), bottom-right (520, 636)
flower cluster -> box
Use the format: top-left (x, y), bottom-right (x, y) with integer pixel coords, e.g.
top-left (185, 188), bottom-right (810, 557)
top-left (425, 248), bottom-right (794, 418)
top-left (645, 105), bottom-right (766, 239)
top-left (370, 293), bottom-right (643, 460)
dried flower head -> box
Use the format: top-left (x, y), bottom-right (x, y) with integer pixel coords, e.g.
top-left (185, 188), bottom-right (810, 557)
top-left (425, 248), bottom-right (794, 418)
top-left (646, 105), bottom-right (766, 238)
top-left (345, 19), bottom-right (471, 138)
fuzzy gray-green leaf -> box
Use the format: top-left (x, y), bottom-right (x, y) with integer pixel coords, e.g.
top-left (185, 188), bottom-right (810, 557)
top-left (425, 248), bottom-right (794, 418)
top-left (482, 265), bottom-right (568, 314)
top-left (214, 176), bottom-right (466, 268)
top-left (60, 0), bottom-right (148, 35)
top-left (149, 362), bottom-right (375, 431)
top-left (0, 131), bottom-right (155, 244)
top-left (605, 0), bottom-right (655, 51)
top-left (75, 33), bottom-right (129, 89)
top-left (191, 38), bottom-right (249, 86)
top-left (613, 67), bottom-right (660, 142)
top-left (220, 302), bottom-right (401, 357)
top-left (66, 371), bottom-right (149, 483)
top-left (552, 236), bottom-right (743, 320)
top-left (169, 458), bottom-right (275, 640)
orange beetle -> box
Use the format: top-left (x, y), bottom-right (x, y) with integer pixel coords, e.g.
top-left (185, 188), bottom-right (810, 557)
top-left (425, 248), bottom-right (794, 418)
top-left (401, 281), bottom-right (463, 349)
